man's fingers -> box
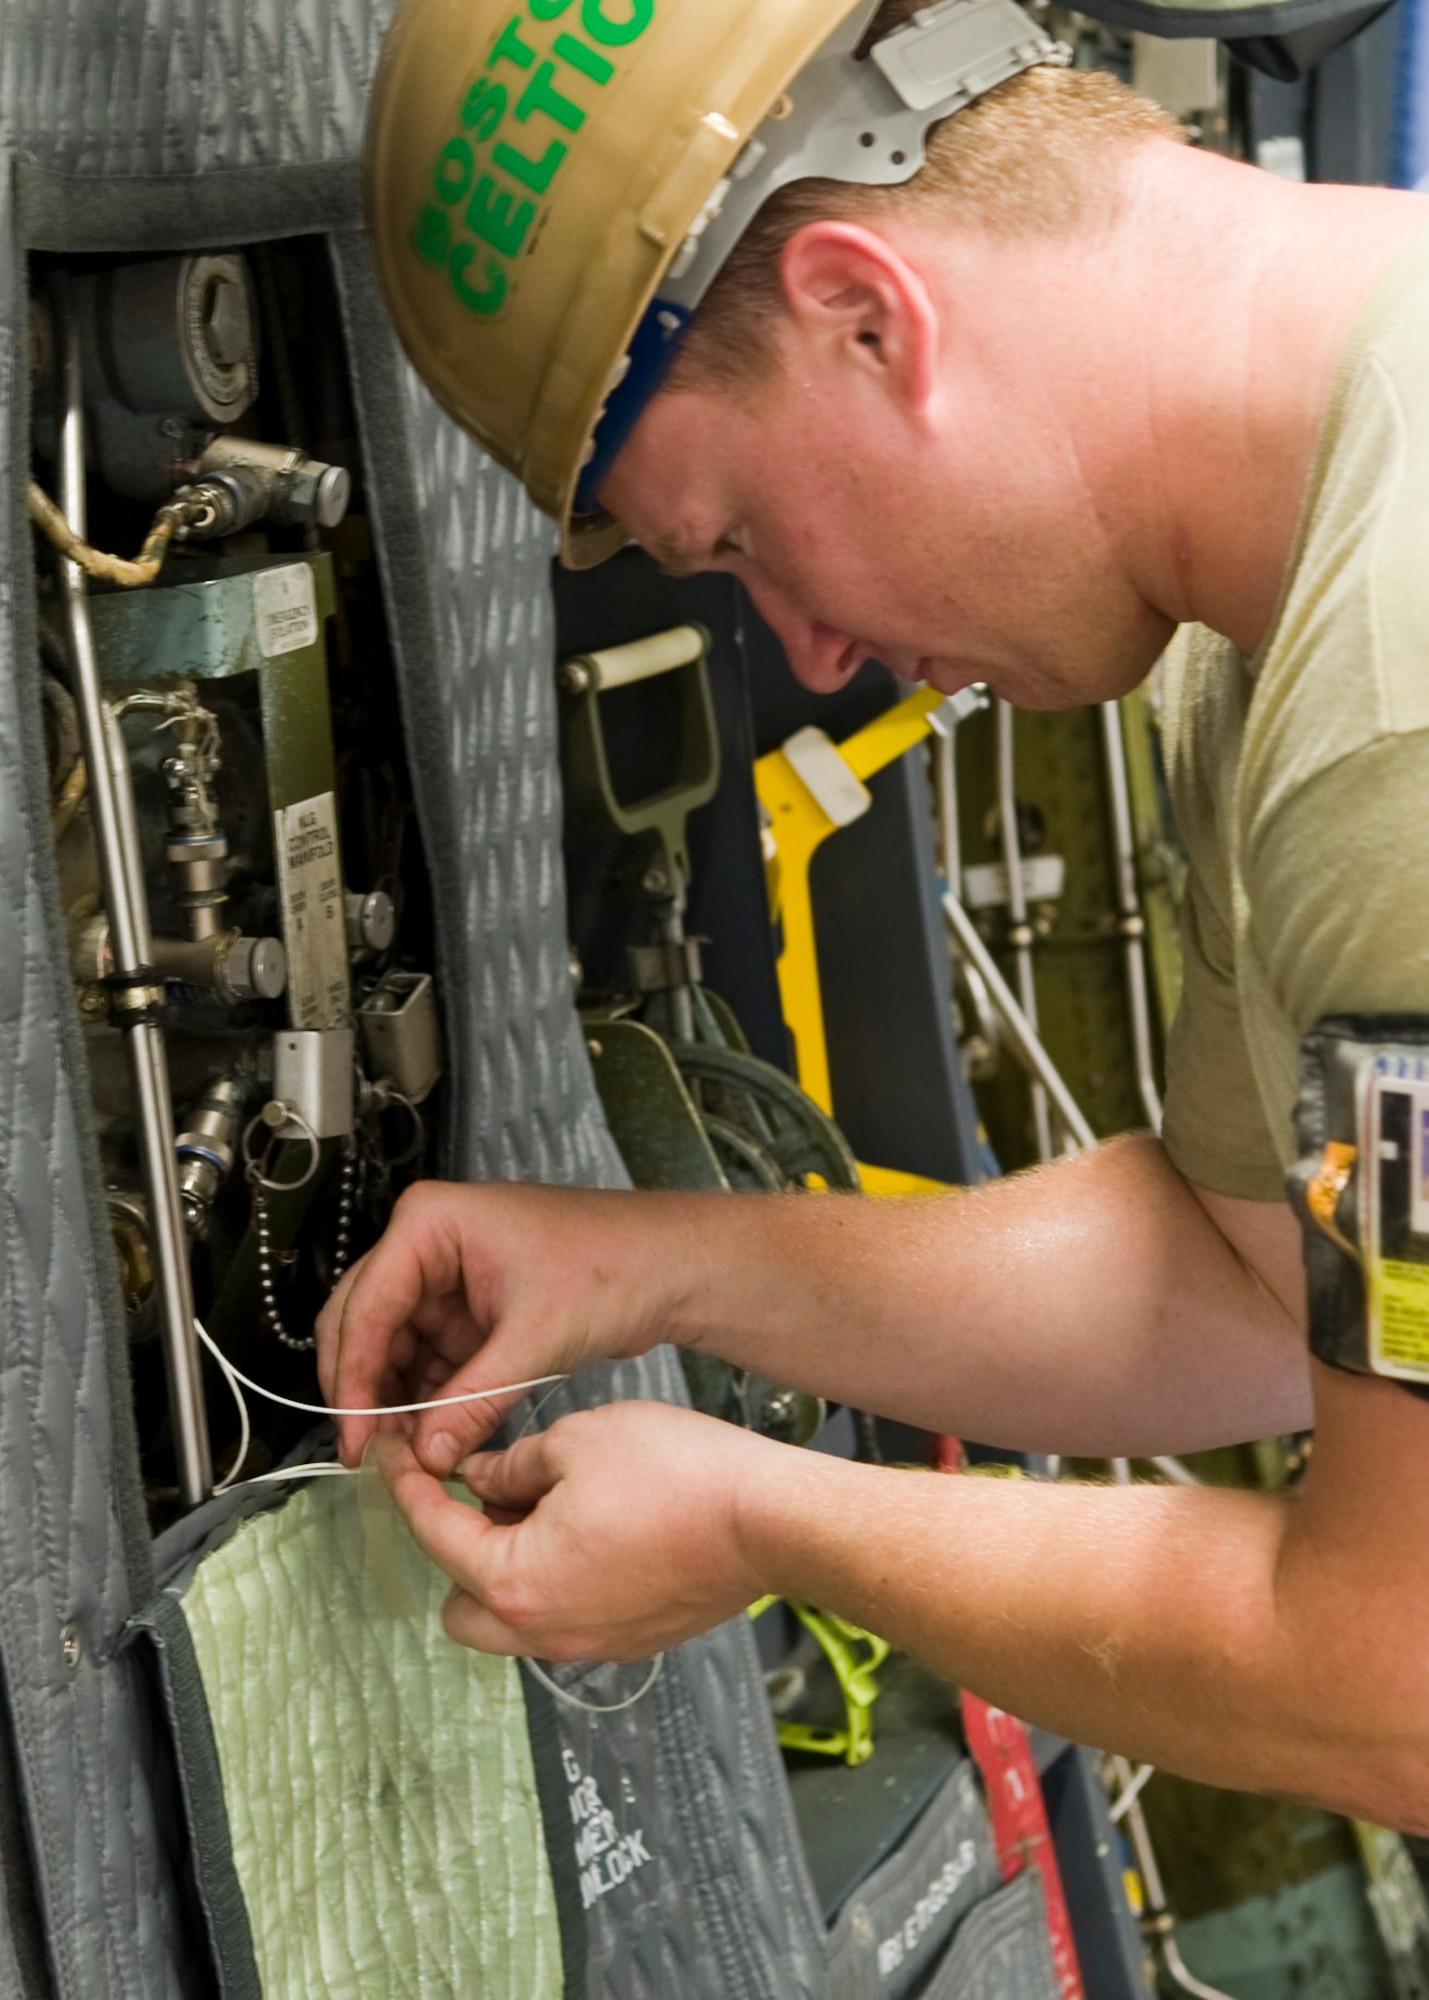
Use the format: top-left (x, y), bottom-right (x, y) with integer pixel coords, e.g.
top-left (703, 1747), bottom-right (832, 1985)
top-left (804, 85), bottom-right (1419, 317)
top-left (326, 1204), bottom-right (467, 1463)
top-left (461, 1434), bottom-right (560, 1514)
top-left (373, 1434), bottom-right (499, 1589)
top-left (442, 1587), bottom-right (527, 1656)
top-left (409, 1351), bottom-right (542, 1475)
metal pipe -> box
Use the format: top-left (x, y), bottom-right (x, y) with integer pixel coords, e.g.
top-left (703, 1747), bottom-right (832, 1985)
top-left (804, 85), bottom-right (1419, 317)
top-left (936, 727), bottom-right (1001, 1060)
top-left (55, 292), bottom-right (212, 1505)
top-left (1112, 1754), bottom-right (1235, 2000)
top-left (942, 891), bottom-right (1097, 1151)
top-left (996, 701), bottom-right (1053, 1160)
top-left (1099, 701), bottom-right (1164, 1132)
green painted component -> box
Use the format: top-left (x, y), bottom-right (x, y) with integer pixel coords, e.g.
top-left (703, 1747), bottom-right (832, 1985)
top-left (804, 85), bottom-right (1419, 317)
top-left (584, 1017), bottom-right (728, 1192)
top-left (88, 553), bottom-right (339, 810)
top-left (1168, 1863), bottom-right (1391, 2000)
top-left (954, 702), bottom-right (1153, 1162)
top-left (670, 1040), bottom-right (861, 1191)
top-left (693, 982), bottom-right (752, 1056)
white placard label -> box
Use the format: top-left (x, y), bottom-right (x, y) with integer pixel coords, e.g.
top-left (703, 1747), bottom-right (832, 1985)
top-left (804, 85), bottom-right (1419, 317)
top-left (962, 855), bottom-right (1066, 911)
top-left (253, 563), bottom-right (318, 658)
top-left (274, 791), bottom-right (350, 1028)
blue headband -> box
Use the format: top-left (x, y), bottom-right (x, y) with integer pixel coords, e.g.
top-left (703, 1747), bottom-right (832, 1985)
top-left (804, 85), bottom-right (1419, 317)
top-left (574, 297), bottom-right (693, 515)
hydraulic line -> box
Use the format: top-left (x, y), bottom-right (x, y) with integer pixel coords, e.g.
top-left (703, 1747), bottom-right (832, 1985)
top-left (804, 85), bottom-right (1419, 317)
top-left (996, 701), bottom-right (1054, 1160)
top-left (1099, 701), bottom-right (1164, 1132)
top-left (942, 890), bottom-right (1096, 1151)
top-left (53, 292), bottom-right (212, 1506)
top-left (935, 715), bottom-right (1001, 1062)
top-left (27, 478), bottom-right (196, 589)
top-left (1112, 1753), bottom-right (1236, 2000)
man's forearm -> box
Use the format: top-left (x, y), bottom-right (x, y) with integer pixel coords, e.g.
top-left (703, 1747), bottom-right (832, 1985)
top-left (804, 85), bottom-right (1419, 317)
top-left (734, 1446), bottom-right (1426, 1829)
top-left (646, 1133), bottom-right (1309, 1455)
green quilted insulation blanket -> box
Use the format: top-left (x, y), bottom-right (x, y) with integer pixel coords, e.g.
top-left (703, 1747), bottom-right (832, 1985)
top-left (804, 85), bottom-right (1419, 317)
top-left (180, 1477), bottom-right (563, 1999)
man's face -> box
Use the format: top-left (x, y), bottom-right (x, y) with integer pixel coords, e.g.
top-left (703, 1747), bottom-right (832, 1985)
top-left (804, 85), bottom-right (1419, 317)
top-left (599, 305), bottom-right (1174, 710)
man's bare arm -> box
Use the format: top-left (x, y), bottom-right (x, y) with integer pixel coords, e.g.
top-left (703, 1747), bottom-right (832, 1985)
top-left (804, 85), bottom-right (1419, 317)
top-left (732, 1360), bottom-right (1429, 1829)
top-left (321, 1132), bottom-right (1311, 1471)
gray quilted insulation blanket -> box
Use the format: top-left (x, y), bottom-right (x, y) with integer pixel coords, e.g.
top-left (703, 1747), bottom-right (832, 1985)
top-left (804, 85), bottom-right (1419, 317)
top-left (0, 1), bottom-right (823, 1993)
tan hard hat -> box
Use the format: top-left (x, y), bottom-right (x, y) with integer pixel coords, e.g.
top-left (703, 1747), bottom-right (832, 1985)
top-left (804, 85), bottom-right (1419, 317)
top-left (365, 0), bottom-right (1061, 568)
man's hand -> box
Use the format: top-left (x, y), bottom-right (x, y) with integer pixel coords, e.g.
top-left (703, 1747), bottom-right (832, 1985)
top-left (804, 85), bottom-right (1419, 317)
top-left (316, 1181), bottom-right (671, 1474)
top-left (372, 1402), bottom-right (778, 1660)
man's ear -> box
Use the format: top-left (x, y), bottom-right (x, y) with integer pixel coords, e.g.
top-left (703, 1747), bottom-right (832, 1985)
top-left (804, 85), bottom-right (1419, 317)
top-left (778, 220), bottom-right (941, 420)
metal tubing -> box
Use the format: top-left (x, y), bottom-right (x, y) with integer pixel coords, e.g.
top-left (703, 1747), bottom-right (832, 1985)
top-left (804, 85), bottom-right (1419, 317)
top-left (55, 295), bottom-right (212, 1506)
top-left (942, 890), bottom-right (1097, 1150)
top-left (1099, 701), bottom-right (1164, 1132)
top-left (1112, 1755), bottom-right (1236, 2000)
top-left (996, 701), bottom-right (1053, 1160)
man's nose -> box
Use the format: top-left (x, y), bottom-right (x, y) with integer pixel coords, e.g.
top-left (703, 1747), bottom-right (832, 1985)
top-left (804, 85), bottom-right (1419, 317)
top-left (744, 580), bottom-right (862, 694)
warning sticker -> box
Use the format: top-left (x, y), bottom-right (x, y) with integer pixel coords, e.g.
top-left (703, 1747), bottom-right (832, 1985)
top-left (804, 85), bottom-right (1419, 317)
top-left (1372, 1262), bottom-right (1429, 1373)
top-left (253, 563), bottom-right (318, 657)
top-left (274, 792), bottom-right (350, 1029)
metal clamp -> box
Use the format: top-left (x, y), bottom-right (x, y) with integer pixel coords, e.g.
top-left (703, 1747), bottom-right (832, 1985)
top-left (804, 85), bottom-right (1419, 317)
top-left (628, 937), bottom-right (705, 995)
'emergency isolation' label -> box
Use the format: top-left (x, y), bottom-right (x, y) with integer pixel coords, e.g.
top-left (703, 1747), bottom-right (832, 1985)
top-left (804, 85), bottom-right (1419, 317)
top-left (253, 563), bottom-right (319, 657)
top-left (274, 791), bottom-right (350, 1029)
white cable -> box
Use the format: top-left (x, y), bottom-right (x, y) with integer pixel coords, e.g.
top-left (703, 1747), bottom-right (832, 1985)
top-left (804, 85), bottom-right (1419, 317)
top-left (1149, 1454), bottom-right (1201, 1486)
top-left (1109, 1759), bottom-right (1155, 1823)
top-left (206, 1321), bottom-right (252, 1495)
top-left (521, 1652), bottom-right (665, 1715)
top-left (193, 1314), bottom-right (567, 1418)
top-left (240, 1462), bottom-right (358, 1486)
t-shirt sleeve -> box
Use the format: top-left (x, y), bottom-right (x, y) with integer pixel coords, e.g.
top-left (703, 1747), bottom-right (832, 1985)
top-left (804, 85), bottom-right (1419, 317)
top-left (1162, 854), bottom-right (1287, 1202)
top-left (1245, 730), bottom-right (1429, 1041)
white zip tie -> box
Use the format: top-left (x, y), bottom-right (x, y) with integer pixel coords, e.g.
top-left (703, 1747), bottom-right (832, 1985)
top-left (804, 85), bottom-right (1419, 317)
top-left (194, 1315), bottom-right (567, 1418)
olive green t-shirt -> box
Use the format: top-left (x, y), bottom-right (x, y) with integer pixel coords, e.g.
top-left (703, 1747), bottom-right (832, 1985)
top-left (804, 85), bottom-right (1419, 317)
top-left (1160, 218), bottom-right (1429, 1202)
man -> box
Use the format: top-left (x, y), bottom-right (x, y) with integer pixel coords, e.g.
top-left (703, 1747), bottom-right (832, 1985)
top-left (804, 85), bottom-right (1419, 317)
top-left (327, 0), bottom-right (1429, 1824)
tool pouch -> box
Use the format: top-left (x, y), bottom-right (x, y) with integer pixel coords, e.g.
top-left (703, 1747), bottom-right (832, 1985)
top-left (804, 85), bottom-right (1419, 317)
top-left (1288, 1014), bottom-right (1429, 1398)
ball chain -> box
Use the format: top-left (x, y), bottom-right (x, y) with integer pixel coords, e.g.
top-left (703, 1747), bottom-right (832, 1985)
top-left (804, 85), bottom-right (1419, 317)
top-left (252, 1138), bottom-right (360, 1354)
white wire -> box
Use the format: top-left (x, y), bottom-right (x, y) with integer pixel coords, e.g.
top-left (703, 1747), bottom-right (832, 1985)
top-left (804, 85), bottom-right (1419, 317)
top-left (193, 1314), bottom-right (567, 1418)
top-left (201, 1335), bottom-right (664, 1713)
top-left (521, 1652), bottom-right (665, 1715)
top-left (240, 1462), bottom-right (358, 1486)
top-left (1109, 1759), bottom-right (1155, 1823)
top-left (205, 1321), bottom-right (251, 1495)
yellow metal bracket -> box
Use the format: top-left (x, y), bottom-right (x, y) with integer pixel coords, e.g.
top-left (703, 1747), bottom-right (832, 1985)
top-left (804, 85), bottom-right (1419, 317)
top-left (754, 685), bottom-right (945, 1121)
